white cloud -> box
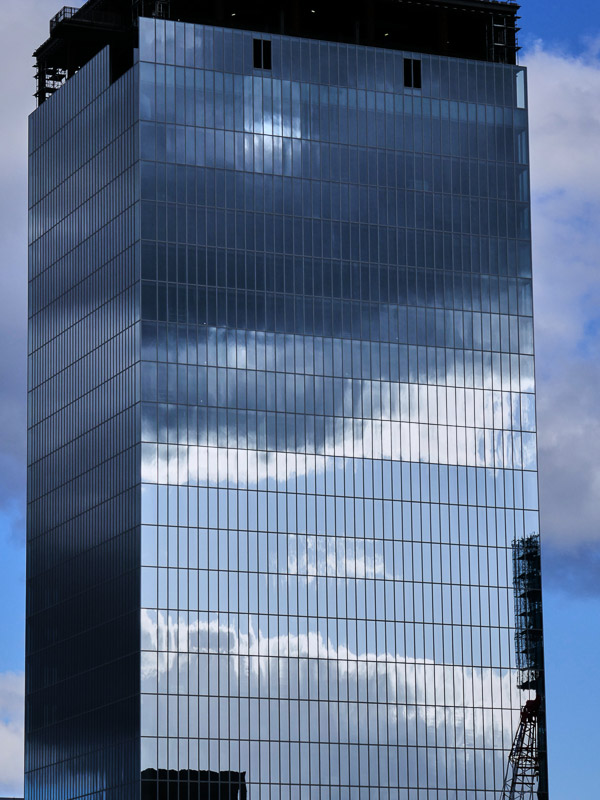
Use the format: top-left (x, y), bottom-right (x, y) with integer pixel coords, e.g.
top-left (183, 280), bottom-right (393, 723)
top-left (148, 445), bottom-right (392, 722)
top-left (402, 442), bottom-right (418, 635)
top-left (526, 42), bottom-right (600, 551)
top-left (0, 9), bottom-right (55, 795)
top-left (527, 41), bottom-right (600, 198)
top-left (140, 611), bottom-right (521, 776)
top-left (0, 0), bottom-right (60, 533)
top-left (0, 671), bottom-right (24, 796)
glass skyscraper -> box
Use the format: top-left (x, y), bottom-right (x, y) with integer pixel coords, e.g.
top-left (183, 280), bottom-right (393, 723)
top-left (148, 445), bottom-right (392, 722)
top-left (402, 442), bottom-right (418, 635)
top-left (27, 1), bottom-right (547, 798)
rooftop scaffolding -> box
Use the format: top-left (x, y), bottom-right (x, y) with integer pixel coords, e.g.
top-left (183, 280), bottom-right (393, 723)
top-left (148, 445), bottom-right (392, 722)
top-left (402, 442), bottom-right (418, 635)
top-left (34, 0), bottom-right (521, 104)
top-left (513, 534), bottom-right (544, 692)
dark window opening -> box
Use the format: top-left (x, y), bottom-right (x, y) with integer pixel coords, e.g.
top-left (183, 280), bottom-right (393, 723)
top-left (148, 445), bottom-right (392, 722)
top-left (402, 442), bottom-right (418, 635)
top-left (253, 38), bottom-right (271, 70)
top-left (404, 58), bottom-right (422, 89)
top-left (413, 59), bottom-right (421, 88)
top-left (263, 40), bottom-right (272, 70)
top-left (253, 38), bottom-right (261, 68)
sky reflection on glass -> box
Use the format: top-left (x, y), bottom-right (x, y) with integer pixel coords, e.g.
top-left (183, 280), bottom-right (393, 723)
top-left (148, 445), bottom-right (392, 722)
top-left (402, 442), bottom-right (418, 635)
top-left (136, 18), bottom-right (538, 797)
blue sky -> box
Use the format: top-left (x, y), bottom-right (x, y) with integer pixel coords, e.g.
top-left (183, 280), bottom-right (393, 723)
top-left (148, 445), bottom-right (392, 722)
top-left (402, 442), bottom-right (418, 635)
top-left (520, 0), bottom-right (600, 53)
top-left (1, 0), bottom-right (600, 795)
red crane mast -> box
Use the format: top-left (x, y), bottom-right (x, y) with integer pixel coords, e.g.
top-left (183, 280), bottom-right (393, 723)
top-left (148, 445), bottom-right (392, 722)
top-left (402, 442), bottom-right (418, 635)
top-left (501, 696), bottom-right (540, 800)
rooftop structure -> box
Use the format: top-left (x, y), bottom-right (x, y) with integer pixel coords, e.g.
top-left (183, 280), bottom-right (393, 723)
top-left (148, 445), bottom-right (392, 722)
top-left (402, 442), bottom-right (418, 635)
top-left (34, 0), bottom-right (520, 103)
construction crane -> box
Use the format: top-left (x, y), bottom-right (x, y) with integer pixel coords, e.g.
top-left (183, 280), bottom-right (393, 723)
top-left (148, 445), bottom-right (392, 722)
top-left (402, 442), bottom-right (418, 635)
top-left (501, 695), bottom-right (540, 800)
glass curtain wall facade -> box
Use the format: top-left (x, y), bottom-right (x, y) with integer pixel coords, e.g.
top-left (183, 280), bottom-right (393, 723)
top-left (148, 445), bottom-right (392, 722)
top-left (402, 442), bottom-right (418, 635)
top-left (27, 14), bottom-right (547, 800)
top-left (137, 19), bottom-right (544, 800)
top-left (27, 51), bottom-right (140, 799)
